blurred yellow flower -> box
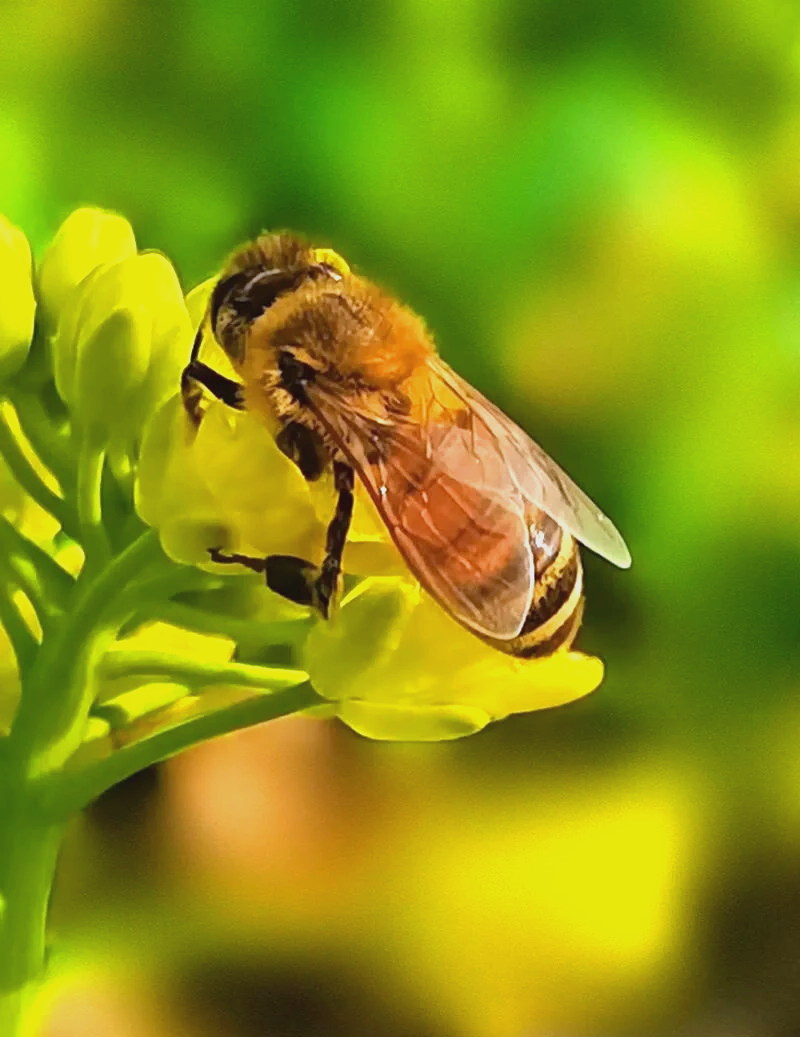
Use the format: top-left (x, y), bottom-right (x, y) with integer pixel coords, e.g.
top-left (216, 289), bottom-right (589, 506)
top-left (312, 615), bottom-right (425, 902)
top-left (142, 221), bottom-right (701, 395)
top-left (0, 215), bottom-right (35, 381)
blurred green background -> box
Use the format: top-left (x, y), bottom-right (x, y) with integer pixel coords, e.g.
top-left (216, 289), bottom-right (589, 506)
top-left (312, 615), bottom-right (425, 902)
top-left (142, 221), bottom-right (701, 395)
top-left (3, 0), bottom-right (800, 1034)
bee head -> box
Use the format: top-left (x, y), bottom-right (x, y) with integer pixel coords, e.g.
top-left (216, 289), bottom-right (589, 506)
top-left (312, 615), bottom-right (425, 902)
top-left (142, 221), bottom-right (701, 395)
top-left (210, 259), bottom-right (345, 364)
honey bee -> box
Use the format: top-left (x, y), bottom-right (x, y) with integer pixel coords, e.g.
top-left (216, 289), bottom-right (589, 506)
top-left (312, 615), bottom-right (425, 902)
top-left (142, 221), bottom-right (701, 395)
top-left (181, 233), bottom-right (630, 658)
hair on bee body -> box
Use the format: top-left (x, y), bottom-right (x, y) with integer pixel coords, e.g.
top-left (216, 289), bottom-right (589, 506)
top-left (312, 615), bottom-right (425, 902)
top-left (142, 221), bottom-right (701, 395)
top-left (181, 231), bottom-right (630, 657)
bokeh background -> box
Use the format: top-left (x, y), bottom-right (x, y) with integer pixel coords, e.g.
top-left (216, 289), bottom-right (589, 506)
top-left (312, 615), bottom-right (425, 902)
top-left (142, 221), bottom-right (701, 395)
top-left (3, 0), bottom-right (800, 1034)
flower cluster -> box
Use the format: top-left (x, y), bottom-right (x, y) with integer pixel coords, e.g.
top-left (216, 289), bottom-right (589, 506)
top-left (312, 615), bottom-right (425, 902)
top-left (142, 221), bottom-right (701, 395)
top-left (0, 207), bottom-right (604, 744)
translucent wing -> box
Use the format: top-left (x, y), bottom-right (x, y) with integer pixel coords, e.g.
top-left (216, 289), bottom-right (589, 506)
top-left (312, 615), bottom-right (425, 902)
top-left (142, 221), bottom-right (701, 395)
top-left (304, 354), bottom-right (629, 639)
top-left (425, 356), bottom-right (632, 569)
top-left (307, 387), bottom-right (535, 640)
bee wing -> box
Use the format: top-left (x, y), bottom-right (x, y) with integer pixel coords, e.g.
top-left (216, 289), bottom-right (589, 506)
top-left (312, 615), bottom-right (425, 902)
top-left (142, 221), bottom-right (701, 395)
top-left (308, 390), bottom-right (535, 640)
top-left (427, 357), bottom-right (632, 569)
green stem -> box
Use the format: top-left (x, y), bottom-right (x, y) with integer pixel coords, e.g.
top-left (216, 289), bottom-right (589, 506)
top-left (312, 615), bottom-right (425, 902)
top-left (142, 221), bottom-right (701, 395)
top-left (0, 585), bottom-right (36, 676)
top-left (0, 517), bottom-right (75, 610)
top-left (34, 679), bottom-right (322, 818)
top-left (0, 557), bottom-right (48, 632)
top-left (0, 409), bottom-right (78, 540)
top-left (99, 651), bottom-right (307, 690)
top-left (10, 530), bottom-right (164, 773)
top-left (6, 393), bottom-right (75, 492)
top-left (76, 433), bottom-right (110, 573)
top-left (150, 600), bottom-right (312, 646)
top-left (110, 566), bottom-right (220, 628)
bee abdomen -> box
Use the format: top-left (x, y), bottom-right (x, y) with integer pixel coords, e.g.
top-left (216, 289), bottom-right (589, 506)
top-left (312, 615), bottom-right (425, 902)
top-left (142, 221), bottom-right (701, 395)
top-left (490, 521), bottom-right (584, 659)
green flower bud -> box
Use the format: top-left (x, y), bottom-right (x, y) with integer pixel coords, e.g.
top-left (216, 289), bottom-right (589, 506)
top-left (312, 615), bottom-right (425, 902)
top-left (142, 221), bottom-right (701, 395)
top-left (54, 251), bottom-right (191, 441)
top-left (37, 208), bottom-right (136, 330)
top-left (73, 306), bottom-right (151, 431)
top-left (0, 215), bottom-right (35, 381)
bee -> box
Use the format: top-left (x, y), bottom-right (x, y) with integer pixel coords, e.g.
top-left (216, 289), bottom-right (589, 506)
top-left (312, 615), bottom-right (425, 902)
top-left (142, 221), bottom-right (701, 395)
top-left (181, 233), bottom-right (631, 658)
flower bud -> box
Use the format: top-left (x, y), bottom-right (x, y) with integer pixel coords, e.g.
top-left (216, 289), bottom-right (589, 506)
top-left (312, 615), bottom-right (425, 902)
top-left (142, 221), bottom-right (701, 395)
top-left (0, 215), bottom-right (35, 381)
top-left (54, 251), bottom-right (191, 441)
top-left (72, 306), bottom-right (151, 431)
top-left (37, 208), bottom-right (136, 331)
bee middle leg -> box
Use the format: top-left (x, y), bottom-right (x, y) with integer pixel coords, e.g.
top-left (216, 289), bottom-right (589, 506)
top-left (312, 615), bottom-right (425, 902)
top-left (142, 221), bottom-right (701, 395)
top-left (210, 461), bottom-right (354, 618)
top-left (312, 461), bottom-right (354, 617)
top-left (208, 547), bottom-right (319, 608)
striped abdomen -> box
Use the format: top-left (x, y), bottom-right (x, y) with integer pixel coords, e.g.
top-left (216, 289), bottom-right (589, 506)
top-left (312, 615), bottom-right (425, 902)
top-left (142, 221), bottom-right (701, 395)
top-left (486, 509), bottom-right (584, 658)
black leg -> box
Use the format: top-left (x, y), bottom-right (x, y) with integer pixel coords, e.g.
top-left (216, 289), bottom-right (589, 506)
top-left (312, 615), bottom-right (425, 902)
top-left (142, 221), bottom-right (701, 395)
top-left (208, 464), bottom-right (354, 618)
top-left (208, 547), bottom-right (319, 609)
top-left (181, 323), bottom-right (245, 424)
top-left (208, 546), bottom-right (267, 574)
top-left (182, 359), bottom-right (245, 410)
top-left (313, 462), bottom-right (354, 617)
top-left (275, 422), bottom-right (327, 481)
top-left (264, 555), bottom-right (318, 608)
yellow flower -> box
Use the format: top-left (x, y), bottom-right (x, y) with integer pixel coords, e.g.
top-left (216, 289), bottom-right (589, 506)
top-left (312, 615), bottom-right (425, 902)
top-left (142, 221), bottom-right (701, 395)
top-left (0, 215), bottom-right (36, 381)
top-left (304, 577), bottom-right (603, 740)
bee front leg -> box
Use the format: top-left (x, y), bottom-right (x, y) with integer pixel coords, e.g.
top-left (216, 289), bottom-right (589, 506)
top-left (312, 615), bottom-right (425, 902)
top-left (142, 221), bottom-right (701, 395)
top-left (181, 328), bottom-right (245, 423)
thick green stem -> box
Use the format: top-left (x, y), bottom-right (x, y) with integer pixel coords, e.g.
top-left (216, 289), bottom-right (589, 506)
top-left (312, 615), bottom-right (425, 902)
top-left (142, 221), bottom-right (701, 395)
top-left (0, 788), bottom-right (64, 1036)
top-left (10, 530), bottom-right (164, 774)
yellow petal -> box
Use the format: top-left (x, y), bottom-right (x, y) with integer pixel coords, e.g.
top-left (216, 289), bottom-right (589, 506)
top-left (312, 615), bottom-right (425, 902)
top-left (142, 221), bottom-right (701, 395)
top-left (194, 403), bottom-right (324, 558)
top-left (184, 275), bottom-right (238, 382)
top-left (463, 651), bottom-right (605, 718)
top-left (304, 578), bottom-right (419, 701)
top-left (337, 699), bottom-right (490, 741)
